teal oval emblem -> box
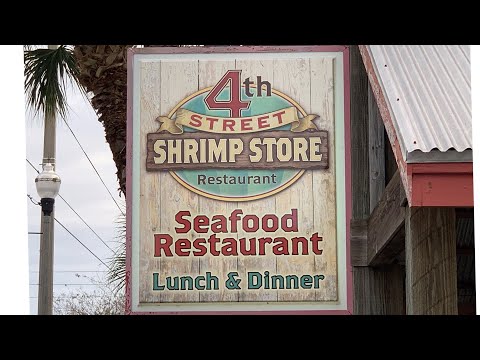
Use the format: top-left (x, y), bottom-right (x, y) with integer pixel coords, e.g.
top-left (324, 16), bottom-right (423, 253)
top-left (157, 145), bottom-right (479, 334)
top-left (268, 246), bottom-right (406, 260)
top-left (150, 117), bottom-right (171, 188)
top-left (167, 86), bottom-right (307, 202)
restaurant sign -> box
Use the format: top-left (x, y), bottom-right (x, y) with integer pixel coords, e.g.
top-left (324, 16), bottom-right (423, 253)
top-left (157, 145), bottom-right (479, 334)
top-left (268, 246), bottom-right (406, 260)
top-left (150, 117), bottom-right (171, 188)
top-left (126, 46), bottom-right (352, 314)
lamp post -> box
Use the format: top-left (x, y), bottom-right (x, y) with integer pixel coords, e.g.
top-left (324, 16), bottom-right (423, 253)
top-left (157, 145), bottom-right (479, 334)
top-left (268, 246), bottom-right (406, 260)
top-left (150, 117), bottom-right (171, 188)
top-left (35, 162), bottom-right (61, 315)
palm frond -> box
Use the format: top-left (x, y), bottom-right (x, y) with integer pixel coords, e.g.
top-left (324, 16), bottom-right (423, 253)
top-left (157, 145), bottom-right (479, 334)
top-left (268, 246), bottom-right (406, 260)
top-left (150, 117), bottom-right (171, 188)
top-left (107, 203), bottom-right (127, 294)
top-left (107, 241), bottom-right (126, 295)
top-left (24, 45), bottom-right (86, 120)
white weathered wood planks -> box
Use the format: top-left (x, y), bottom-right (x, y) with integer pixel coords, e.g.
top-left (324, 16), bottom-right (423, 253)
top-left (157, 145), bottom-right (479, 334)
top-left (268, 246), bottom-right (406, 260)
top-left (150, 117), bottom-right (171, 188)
top-left (138, 55), bottom-right (338, 303)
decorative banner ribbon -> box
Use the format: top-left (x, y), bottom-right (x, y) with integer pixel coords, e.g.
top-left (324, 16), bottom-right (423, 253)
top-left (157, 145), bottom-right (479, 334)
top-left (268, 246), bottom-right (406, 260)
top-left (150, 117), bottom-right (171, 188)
top-left (156, 106), bottom-right (318, 134)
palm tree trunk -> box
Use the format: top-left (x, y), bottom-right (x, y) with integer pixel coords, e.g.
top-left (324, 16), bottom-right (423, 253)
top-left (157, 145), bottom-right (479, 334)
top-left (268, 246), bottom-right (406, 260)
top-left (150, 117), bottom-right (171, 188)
top-left (73, 45), bottom-right (131, 197)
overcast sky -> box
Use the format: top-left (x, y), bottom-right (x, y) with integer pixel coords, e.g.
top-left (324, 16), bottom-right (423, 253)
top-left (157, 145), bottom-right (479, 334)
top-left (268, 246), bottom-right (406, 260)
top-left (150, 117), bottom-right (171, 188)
top-left (25, 81), bottom-right (123, 314)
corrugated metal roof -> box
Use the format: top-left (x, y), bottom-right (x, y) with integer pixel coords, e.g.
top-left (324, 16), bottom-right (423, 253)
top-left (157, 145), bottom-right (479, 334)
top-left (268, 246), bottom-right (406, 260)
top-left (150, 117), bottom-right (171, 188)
top-left (366, 45), bottom-right (472, 163)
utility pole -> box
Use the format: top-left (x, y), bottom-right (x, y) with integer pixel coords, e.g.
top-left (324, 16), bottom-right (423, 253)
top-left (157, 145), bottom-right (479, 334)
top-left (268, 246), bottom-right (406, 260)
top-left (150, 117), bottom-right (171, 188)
top-left (37, 45), bottom-right (58, 315)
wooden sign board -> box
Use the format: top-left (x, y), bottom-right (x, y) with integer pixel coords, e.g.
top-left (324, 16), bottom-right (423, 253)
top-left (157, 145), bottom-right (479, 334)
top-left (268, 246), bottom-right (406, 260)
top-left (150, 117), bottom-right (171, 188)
top-left (126, 46), bottom-right (352, 314)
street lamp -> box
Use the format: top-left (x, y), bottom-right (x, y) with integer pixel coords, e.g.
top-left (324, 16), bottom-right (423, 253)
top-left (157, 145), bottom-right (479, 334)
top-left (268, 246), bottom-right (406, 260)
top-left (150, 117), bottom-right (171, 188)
top-left (35, 163), bottom-right (61, 315)
top-left (35, 163), bottom-right (61, 215)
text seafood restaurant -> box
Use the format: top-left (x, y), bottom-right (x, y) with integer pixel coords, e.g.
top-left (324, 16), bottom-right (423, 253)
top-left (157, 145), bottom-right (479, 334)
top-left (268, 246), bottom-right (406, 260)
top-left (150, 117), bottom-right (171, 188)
top-left (125, 45), bottom-right (474, 315)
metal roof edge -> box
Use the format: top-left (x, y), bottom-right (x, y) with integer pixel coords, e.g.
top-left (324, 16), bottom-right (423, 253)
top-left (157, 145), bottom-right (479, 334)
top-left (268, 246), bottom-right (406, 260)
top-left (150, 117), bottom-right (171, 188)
top-left (406, 149), bottom-right (473, 163)
top-left (365, 45), bottom-right (409, 162)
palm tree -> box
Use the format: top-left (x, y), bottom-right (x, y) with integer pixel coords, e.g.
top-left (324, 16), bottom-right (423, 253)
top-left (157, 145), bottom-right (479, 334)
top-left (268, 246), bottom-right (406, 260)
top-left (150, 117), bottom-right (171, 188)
top-left (25, 45), bottom-right (186, 291)
top-left (25, 45), bottom-right (86, 121)
top-left (25, 45), bottom-right (132, 196)
top-left (24, 45), bottom-right (132, 290)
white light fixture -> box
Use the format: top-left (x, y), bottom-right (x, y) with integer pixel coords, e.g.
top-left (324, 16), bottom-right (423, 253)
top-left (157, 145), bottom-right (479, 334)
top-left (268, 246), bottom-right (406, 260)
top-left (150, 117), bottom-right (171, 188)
top-left (35, 163), bottom-right (61, 216)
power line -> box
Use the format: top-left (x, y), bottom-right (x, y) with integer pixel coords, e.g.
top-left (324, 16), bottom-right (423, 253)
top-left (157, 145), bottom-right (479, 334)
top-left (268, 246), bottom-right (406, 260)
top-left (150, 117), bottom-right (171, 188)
top-left (58, 192), bottom-right (115, 253)
top-left (26, 158), bottom-right (40, 174)
top-left (26, 193), bottom-right (110, 270)
top-left (54, 217), bottom-right (110, 270)
top-left (63, 121), bottom-right (125, 216)
top-left (27, 194), bottom-right (41, 205)
top-left (30, 283), bottom-right (102, 286)
top-left (30, 295), bottom-right (106, 298)
top-left (27, 193), bottom-right (39, 205)
top-left (30, 270), bottom-right (107, 273)
top-left (26, 159), bottom-right (115, 254)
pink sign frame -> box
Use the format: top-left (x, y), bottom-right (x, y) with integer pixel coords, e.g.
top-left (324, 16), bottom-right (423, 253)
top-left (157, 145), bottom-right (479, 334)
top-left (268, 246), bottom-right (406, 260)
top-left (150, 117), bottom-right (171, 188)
top-left (125, 45), bottom-right (352, 315)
